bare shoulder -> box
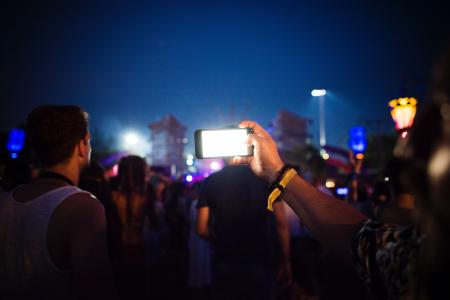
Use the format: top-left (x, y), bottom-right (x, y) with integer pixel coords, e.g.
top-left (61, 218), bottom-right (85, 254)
top-left (56, 191), bottom-right (105, 228)
top-left (65, 191), bottom-right (103, 211)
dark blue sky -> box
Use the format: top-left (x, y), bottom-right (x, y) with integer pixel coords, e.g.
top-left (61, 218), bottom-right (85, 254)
top-left (1, 0), bottom-right (449, 152)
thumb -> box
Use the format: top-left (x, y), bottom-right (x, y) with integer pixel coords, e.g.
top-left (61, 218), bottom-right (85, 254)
top-left (231, 155), bottom-right (252, 166)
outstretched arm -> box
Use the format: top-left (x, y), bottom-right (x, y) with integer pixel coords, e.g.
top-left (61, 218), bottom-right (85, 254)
top-left (232, 121), bottom-right (367, 255)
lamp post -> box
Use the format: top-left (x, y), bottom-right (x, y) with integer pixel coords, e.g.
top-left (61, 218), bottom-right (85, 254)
top-left (312, 89), bottom-right (328, 159)
top-left (311, 89), bottom-right (327, 147)
top-left (388, 97), bottom-right (418, 138)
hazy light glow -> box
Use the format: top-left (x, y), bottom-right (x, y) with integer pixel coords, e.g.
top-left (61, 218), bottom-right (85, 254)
top-left (186, 158), bottom-right (194, 166)
top-left (105, 164), bottom-right (119, 178)
top-left (321, 152), bottom-right (330, 160)
top-left (384, 177), bottom-right (390, 182)
top-left (201, 129), bottom-right (249, 158)
top-left (356, 153), bottom-right (364, 160)
top-left (311, 89), bottom-right (327, 97)
top-left (348, 126), bottom-right (367, 154)
top-left (122, 130), bottom-right (150, 156)
top-left (428, 147), bottom-right (450, 181)
top-left (325, 179), bottom-right (336, 188)
top-left (210, 161), bottom-right (220, 170)
top-left (124, 132), bottom-right (139, 146)
top-left (336, 187), bottom-right (348, 195)
top-left (186, 175), bottom-right (193, 182)
top-left (7, 128), bottom-right (25, 153)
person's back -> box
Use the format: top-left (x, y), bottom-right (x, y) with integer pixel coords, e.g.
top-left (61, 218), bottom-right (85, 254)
top-left (111, 155), bottom-right (148, 247)
top-left (196, 165), bottom-right (288, 300)
top-left (0, 183), bottom-right (89, 299)
top-left (112, 190), bottom-right (147, 245)
top-left (110, 155), bottom-right (149, 299)
top-left (199, 165), bottom-right (276, 266)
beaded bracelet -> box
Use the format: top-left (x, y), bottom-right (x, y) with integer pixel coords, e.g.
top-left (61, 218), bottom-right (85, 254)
top-left (267, 165), bottom-right (298, 212)
top-left (268, 164), bottom-right (295, 191)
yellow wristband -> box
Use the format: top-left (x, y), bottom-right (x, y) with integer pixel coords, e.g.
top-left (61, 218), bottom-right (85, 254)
top-left (267, 168), bottom-right (297, 212)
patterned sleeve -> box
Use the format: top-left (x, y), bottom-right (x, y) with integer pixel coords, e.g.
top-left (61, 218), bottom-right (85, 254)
top-left (351, 219), bottom-right (422, 299)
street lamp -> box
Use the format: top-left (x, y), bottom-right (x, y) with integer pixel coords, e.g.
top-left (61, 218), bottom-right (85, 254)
top-left (311, 89), bottom-right (327, 154)
top-left (388, 97), bottom-right (418, 138)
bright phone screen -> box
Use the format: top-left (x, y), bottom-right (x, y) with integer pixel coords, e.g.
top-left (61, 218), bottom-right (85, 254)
top-left (201, 129), bottom-right (249, 158)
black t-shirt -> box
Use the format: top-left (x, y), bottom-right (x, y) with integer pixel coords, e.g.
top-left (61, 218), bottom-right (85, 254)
top-left (197, 165), bottom-right (277, 267)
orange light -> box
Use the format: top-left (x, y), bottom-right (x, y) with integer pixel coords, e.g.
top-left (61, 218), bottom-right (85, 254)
top-left (356, 153), bottom-right (364, 160)
top-left (389, 97), bottom-right (418, 133)
top-left (325, 179), bottom-right (336, 188)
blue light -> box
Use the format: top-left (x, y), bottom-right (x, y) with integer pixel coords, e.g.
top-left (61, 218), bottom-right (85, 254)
top-left (348, 126), bottom-right (367, 154)
top-left (336, 187), bottom-right (348, 195)
top-left (10, 153), bottom-right (18, 159)
top-left (7, 129), bottom-right (26, 153)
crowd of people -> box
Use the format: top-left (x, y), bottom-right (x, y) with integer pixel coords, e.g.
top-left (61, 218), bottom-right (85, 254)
top-left (0, 48), bottom-right (449, 300)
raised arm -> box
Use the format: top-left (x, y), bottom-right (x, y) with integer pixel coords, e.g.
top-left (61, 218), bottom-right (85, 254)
top-left (232, 121), bottom-right (367, 255)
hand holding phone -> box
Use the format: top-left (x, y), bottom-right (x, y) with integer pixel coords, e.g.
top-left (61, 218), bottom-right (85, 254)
top-left (231, 121), bottom-right (284, 182)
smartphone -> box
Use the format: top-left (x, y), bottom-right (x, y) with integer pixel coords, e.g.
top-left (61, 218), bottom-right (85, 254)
top-left (194, 128), bottom-right (254, 159)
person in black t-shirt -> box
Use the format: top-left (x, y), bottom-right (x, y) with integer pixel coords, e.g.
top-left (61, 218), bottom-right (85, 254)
top-left (196, 164), bottom-right (290, 300)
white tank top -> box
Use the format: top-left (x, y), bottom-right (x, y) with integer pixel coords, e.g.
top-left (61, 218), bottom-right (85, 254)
top-left (0, 186), bottom-right (87, 299)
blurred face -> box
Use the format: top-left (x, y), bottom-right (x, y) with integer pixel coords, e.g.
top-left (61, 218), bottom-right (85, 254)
top-left (79, 132), bottom-right (92, 170)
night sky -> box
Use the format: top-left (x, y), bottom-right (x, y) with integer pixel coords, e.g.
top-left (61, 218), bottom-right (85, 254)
top-left (1, 0), bottom-right (449, 153)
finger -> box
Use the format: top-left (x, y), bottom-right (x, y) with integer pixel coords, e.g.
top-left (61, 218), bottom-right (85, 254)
top-left (238, 120), bottom-right (254, 129)
top-left (230, 155), bottom-right (252, 165)
top-left (238, 120), bottom-right (271, 139)
top-left (245, 132), bottom-right (260, 148)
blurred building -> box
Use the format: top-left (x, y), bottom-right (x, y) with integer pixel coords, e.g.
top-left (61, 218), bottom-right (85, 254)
top-left (270, 110), bottom-right (312, 158)
top-left (149, 115), bottom-right (186, 176)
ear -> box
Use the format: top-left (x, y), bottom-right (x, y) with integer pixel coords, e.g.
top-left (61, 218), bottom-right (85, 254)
top-left (77, 133), bottom-right (91, 160)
